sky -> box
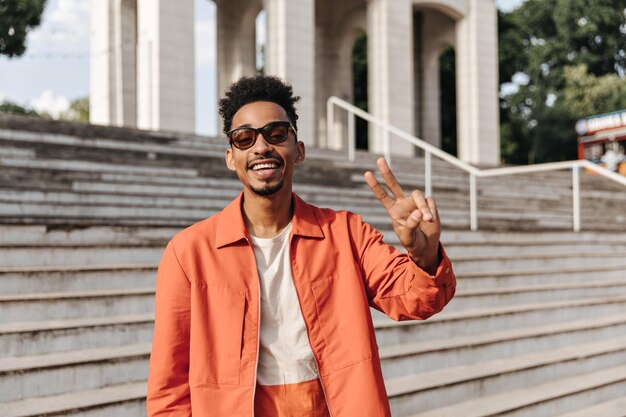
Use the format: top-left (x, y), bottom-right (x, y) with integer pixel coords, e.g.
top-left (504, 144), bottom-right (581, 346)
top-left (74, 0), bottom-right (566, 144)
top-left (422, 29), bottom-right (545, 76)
top-left (0, 0), bottom-right (524, 136)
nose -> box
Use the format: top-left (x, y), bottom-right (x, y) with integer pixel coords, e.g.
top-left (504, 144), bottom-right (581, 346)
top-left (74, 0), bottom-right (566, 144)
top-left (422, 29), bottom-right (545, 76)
top-left (250, 131), bottom-right (273, 154)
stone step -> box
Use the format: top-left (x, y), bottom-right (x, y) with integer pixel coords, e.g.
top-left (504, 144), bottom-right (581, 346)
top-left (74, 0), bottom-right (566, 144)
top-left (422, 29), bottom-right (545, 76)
top-left (0, 127), bottom-right (226, 157)
top-left (2, 238), bottom-right (620, 269)
top-left (0, 343), bottom-right (150, 402)
top-left (446, 278), bottom-right (626, 311)
top-left (556, 396), bottom-right (626, 417)
top-left (0, 201), bottom-right (216, 224)
top-left (0, 381), bottom-right (146, 417)
top-left (4, 260), bottom-right (620, 299)
top-left (386, 335), bottom-right (626, 415)
top-left (0, 318), bottom-right (624, 415)
top-left (0, 244), bottom-right (162, 267)
top-left (0, 314), bottom-right (154, 357)
top-left (0, 265), bottom-right (156, 294)
top-left (0, 288), bottom-right (155, 324)
top-left (68, 177), bottom-right (607, 212)
top-left (4, 183), bottom-right (601, 217)
top-left (0, 224), bottom-right (623, 247)
top-left (0, 146), bottom-right (36, 158)
top-left (6, 188), bottom-right (615, 228)
top-left (403, 364), bottom-right (626, 417)
top-left (3, 126), bottom-right (623, 199)
top-left (67, 178), bottom-right (534, 208)
top-left (457, 263), bottom-right (626, 290)
top-left (442, 241), bottom-right (626, 257)
top-left (0, 224), bottom-right (178, 245)
top-left (85, 171), bottom-right (619, 209)
top-left (372, 295), bottom-right (626, 346)
top-left (450, 251), bottom-right (626, 273)
top-left (0, 156), bottom-right (199, 177)
top-left (439, 229), bottom-right (626, 244)
top-left (7, 184), bottom-right (614, 221)
top-left (379, 314), bottom-right (626, 378)
top-left (354, 171), bottom-right (626, 200)
top-left (0, 197), bottom-right (604, 231)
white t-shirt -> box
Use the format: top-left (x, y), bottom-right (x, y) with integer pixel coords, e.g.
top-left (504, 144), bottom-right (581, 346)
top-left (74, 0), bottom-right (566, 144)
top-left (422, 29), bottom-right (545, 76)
top-left (250, 223), bottom-right (319, 386)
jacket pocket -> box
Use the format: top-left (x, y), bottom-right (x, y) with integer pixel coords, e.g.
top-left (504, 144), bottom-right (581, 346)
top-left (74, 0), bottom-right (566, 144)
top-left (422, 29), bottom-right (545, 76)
top-left (310, 276), bottom-right (377, 371)
top-left (190, 285), bottom-right (246, 385)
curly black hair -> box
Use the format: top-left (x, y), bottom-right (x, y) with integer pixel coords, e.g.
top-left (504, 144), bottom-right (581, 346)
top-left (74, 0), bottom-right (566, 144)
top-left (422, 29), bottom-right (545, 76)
top-left (218, 75), bottom-right (301, 134)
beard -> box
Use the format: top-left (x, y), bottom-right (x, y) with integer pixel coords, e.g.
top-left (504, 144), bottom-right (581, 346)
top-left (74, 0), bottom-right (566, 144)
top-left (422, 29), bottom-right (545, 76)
top-left (247, 153), bottom-right (285, 196)
top-left (250, 178), bottom-right (284, 196)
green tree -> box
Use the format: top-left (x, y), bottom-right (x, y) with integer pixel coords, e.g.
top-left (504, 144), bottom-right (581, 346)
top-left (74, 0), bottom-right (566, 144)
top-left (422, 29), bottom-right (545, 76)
top-left (0, 0), bottom-right (48, 58)
top-left (563, 64), bottom-right (626, 120)
top-left (498, 0), bottom-right (626, 164)
top-left (59, 97), bottom-right (89, 123)
top-left (0, 100), bottom-right (40, 117)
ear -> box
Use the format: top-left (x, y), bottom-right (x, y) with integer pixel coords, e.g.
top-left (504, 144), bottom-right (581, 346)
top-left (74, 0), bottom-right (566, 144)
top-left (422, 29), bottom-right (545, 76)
top-left (295, 141), bottom-right (306, 165)
top-left (225, 147), bottom-right (236, 171)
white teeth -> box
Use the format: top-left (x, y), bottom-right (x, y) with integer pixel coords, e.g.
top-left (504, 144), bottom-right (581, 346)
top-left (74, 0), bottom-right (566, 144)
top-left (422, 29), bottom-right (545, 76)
top-left (252, 163), bottom-right (278, 171)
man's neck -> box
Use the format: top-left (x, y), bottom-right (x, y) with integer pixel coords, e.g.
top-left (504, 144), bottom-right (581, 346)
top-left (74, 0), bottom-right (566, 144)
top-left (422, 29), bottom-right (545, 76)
top-left (242, 188), bottom-right (293, 238)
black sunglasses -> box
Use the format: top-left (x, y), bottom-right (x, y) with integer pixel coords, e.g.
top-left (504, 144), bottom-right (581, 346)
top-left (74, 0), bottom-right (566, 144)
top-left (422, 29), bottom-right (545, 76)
top-left (227, 121), bottom-right (297, 150)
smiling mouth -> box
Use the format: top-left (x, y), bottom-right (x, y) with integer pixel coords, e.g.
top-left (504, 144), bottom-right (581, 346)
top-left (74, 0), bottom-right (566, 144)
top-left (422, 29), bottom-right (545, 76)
top-left (251, 162), bottom-right (279, 171)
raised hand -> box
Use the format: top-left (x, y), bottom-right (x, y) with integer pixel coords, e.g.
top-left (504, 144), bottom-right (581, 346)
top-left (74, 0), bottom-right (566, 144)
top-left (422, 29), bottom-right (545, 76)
top-left (364, 158), bottom-right (441, 274)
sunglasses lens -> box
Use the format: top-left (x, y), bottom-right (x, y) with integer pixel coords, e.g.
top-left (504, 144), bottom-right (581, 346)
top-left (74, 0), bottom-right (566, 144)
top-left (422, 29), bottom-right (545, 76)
top-left (263, 123), bottom-right (290, 144)
top-left (231, 128), bottom-right (256, 149)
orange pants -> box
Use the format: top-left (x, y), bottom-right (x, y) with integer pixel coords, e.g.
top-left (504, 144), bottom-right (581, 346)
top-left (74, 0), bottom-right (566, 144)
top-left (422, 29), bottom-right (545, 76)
top-left (254, 378), bottom-right (331, 417)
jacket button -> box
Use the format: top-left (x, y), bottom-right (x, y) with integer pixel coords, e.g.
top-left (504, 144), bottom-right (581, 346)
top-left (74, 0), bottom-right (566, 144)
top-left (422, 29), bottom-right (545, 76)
top-left (445, 267), bottom-right (450, 274)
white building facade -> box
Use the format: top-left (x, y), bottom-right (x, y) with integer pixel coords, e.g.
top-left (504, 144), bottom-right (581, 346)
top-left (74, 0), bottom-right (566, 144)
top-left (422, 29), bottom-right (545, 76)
top-left (90, 0), bottom-right (500, 166)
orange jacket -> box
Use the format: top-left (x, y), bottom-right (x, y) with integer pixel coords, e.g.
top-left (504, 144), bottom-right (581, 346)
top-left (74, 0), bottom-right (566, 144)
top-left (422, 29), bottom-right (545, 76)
top-left (147, 193), bottom-right (456, 417)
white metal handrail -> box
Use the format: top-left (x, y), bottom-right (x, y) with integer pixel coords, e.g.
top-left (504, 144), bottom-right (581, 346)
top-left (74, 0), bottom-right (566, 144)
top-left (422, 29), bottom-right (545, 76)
top-left (327, 96), bottom-right (626, 232)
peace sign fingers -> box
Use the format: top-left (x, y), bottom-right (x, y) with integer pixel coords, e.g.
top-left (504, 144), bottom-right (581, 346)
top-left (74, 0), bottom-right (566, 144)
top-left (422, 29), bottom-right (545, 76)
top-left (364, 170), bottom-right (394, 211)
top-left (363, 158), bottom-right (442, 272)
top-left (376, 158), bottom-right (406, 200)
top-left (364, 158), bottom-right (408, 211)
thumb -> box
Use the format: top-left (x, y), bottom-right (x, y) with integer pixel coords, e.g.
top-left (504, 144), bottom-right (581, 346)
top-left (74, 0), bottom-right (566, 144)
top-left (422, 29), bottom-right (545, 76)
top-left (400, 210), bottom-right (422, 247)
top-left (405, 209), bottom-right (422, 231)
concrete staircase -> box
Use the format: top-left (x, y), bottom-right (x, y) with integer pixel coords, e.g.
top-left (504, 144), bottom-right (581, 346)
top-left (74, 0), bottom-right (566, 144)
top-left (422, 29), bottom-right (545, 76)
top-left (1, 115), bottom-right (625, 416)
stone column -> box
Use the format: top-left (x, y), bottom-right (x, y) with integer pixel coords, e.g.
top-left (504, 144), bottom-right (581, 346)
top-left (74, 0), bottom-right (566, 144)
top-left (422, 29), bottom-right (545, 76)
top-left (419, 9), bottom-right (457, 148)
top-left (90, 0), bottom-right (114, 126)
top-left (455, 0), bottom-right (500, 165)
top-left (136, 0), bottom-right (195, 133)
top-left (215, 0), bottom-right (260, 132)
top-left (114, 0), bottom-right (137, 127)
top-left (264, 0), bottom-right (316, 146)
top-left (90, 0), bottom-right (136, 127)
top-left (366, 0), bottom-right (414, 156)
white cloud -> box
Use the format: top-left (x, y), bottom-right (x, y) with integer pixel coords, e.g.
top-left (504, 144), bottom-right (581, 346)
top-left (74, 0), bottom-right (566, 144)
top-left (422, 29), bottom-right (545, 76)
top-left (28, 0), bottom-right (90, 54)
top-left (30, 89), bottom-right (70, 118)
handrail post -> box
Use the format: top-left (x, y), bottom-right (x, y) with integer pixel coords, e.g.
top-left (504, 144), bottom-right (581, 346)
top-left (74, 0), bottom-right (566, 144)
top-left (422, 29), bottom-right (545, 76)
top-left (470, 173), bottom-right (478, 231)
top-left (326, 99), bottom-right (334, 155)
top-left (572, 165), bottom-right (581, 232)
top-left (348, 111), bottom-right (355, 162)
top-left (383, 128), bottom-right (391, 167)
top-left (425, 151), bottom-right (432, 196)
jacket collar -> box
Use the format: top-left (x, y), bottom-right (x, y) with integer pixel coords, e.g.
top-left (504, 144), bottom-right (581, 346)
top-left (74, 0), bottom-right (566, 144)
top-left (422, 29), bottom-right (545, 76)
top-left (215, 192), bottom-right (324, 248)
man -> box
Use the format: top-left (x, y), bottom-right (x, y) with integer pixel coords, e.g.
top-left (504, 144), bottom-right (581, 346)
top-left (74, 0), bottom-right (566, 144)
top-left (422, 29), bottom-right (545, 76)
top-left (147, 75), bottom-right (456, 417)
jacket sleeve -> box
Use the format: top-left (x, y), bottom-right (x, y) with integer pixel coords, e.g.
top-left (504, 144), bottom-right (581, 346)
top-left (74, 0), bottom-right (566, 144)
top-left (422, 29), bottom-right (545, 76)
top-left (350, 213), bottom-right (456, 321)
top-left (146, 240), bottom-right (192, 416)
